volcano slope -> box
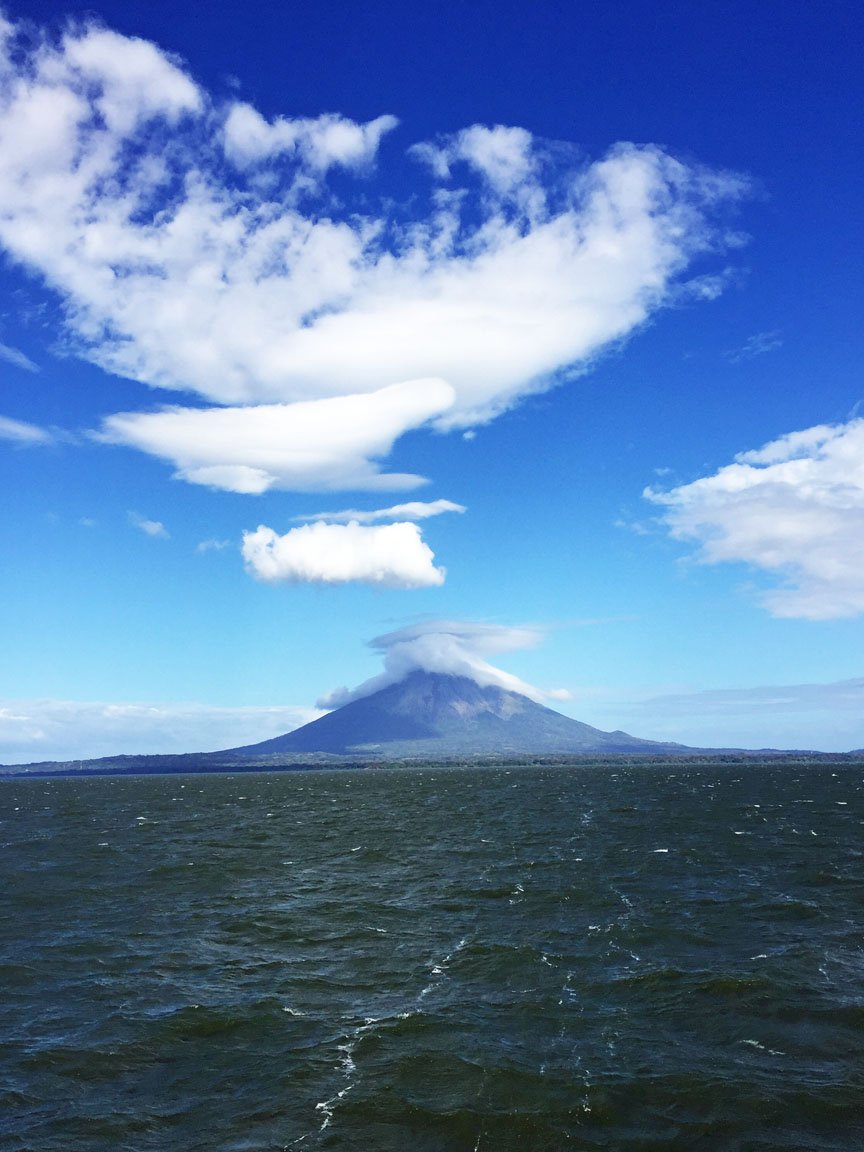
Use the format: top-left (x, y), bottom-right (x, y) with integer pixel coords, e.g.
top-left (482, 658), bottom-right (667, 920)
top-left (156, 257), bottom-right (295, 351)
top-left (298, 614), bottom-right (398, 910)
top-left (227, 670), bottom-right (690, 759)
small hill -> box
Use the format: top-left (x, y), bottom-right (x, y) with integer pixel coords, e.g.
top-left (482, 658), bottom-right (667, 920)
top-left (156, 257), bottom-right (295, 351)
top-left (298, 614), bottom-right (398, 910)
top-left (227, 669), bottom-right (690, 758)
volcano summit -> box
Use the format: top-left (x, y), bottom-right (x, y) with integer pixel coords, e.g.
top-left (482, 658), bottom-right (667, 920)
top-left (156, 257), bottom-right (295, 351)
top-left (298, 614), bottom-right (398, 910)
top-left (227, 670), bottom-right (688, 759)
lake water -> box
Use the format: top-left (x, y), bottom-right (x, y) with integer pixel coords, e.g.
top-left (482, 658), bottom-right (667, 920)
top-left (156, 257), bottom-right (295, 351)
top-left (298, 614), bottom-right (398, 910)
top-left (2, 762), bottom-right (863, 1150)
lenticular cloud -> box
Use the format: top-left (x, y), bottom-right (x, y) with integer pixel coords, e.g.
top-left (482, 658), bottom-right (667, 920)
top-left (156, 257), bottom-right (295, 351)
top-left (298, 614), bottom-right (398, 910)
top-left (318, 619), bottom-right (565, 707)
top-left (0, 16), bottom-right (747, 494)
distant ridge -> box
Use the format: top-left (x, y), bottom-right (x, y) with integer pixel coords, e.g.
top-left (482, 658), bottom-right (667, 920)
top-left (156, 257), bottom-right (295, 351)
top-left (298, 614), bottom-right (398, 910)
top-left (227, 669), bottom-right (692, 758)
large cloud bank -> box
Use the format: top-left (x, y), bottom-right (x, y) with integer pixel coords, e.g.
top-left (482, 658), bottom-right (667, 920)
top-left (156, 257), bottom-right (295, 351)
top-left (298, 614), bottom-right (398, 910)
top-left (647, 418), bottom-right (864, 619)
top-left (319, 619), bottom-right (569, 707)
top-left (0, 15), bottom-right (745, 497)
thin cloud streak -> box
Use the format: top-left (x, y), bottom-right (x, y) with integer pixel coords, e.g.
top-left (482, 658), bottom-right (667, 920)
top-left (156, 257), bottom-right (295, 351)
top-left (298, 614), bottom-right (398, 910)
top-left (0, 341), bottom-right (38, 372)
top-left (296, 499), bottom-right (466, 524)
top-left (0, 414), bottom-right (51, 444)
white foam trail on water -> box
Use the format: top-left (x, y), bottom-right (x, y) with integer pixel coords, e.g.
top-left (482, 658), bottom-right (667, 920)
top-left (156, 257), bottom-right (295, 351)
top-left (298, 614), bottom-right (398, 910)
top-left (336, 1042), bottom-right (356, 1074)
top-left (315, 1085), bottom-right (354, 1130)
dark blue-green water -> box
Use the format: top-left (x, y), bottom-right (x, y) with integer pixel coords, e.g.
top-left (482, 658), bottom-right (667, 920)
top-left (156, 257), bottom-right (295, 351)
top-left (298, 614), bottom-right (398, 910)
top-left (2, 763), bottom-right (863, 1151)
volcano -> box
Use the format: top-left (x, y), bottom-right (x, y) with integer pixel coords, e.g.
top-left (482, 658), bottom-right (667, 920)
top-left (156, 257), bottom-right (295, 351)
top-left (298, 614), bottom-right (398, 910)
top-left (228, 670), bottom-right (688, 758)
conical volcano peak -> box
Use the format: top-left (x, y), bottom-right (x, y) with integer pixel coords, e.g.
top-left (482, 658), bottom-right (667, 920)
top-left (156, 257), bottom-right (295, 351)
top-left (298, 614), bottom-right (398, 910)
top-left (228, 668), bottom-right (686, 758)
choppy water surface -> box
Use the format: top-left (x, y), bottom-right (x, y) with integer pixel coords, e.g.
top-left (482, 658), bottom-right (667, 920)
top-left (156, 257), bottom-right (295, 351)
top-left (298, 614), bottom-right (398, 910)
top-left (2, 762), bottom-right (863, 1151)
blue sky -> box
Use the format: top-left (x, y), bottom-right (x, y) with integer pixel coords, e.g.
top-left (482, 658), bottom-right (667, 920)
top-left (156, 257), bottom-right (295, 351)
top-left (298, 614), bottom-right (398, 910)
top-left (1, 0), bottom-right (864, 760)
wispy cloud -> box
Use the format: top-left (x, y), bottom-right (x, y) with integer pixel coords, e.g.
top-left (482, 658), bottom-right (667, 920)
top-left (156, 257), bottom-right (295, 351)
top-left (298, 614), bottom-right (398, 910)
top-left (297, 499), bottom-right (466, 524)
top-left (196, 537), bottom-right (231, 553)
top-left (646, 417), bottom-right (864, 618)
top-left (724, 330), bottom-right (782, 364)
top-left (128, 511), bottom-right (169, 539)
top-left (0, 16), bottom-right (747, 495)
top-left (0, 414), bottom-right (51, 444)
top-left (0, 341), bottom-right (38, 372)
top-left (242, 521), bottom-right (446, 588)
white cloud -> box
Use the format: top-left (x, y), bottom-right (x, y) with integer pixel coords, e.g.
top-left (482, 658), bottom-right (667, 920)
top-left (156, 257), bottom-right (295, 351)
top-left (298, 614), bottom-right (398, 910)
top-left (0, 16), bottom-right (746, 494)
top-left (0, 341), bottom-right (38, 372)
top-left (411, 124), bottom-right (539, 209)
top-left (319, 618), bottom-right (566, 707)
top-left (61, 25), bottom-right (203, 131)
top-left (224, 102), bottom-right (398, 171)
top-left (646, 417), bottom-right (864, 619)
top-left (0, 414), bottom-right (50, 443)
top-left (0, 698), bottom-right (322, 764)
top-left (129, 511), bottom-right (169, 538)
top-left (99, 379), bottom-right (455, 493)
top-left (242, 521), bottom-right (446, 588)
top-left (196, 537), bottom-right (231, 553)
top-left (298, 498), bottom-right (465, 524)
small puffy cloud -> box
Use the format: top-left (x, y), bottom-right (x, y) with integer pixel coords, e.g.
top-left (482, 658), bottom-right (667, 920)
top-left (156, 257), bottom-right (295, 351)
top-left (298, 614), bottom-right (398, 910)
top-left (129, 511), bottom-right (169, 538)
top-left (242, 521), bottom-right (446, 588)
top-left (299, 498), bottom-right (465, 524)
top-left (412, 124), bottom-right (538, 204)
top-left (0, 341), bottom-right (38, 372)
top-left (99, 379), bottom-right (455, 493)
top-left (0, 698), bottom-right (322, 764)
top-left (319, 618), bottom-right (565, 707)
top-left (0, 414), bottom-right (51, 444)
top-left (0, 15), bottom-right (746, 494)
top-left (224, 102), bottom-right (398, 171)
top-left (646, 417), bottom-right (864, 619)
